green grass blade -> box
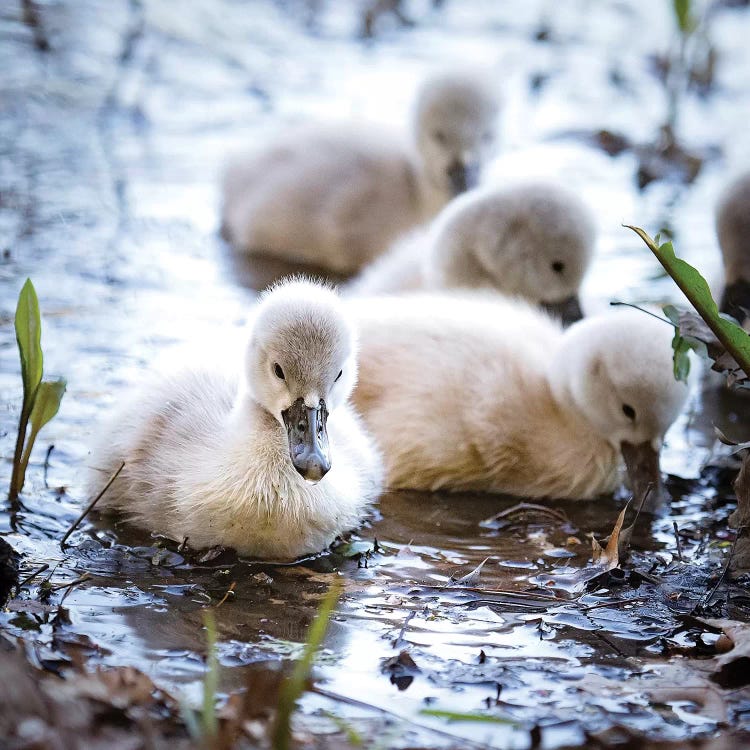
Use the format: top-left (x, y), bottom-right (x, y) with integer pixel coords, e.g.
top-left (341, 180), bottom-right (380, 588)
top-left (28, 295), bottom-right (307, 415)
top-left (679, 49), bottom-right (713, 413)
top-left (419, 708), bottom-right (515, 724)
top-left (627, 226), bottom-right (750, 377)
top-left (202, 609), bottom-right (219, 740)
top-left (272, 577), bottom-right (342, 750)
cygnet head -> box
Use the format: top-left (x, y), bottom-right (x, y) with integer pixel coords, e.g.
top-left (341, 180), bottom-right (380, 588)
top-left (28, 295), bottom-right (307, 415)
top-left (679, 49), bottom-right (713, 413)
top-left (430, 183), bottom-right (595, 324)
top-left (716, 171), bottom-right (750, 324)
top-left (549, 310), bottom-right (688, 505)
top-left (413, 71), bottom-right (500, 198)
top-left (245, 279), bottom-right (357, 482)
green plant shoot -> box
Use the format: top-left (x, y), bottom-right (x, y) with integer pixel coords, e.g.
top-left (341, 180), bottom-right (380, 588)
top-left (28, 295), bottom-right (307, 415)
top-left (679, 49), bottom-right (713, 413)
top-left (673, 0), bottom-right (696, 35)
top-left (9, 279), bottom-right (66, 500)
top-left (202, 609), bottom-right (219, 740)
top-left (272, 577), bottom-right (342, 750)
top-left (627, 226), bottom-right (750, 379)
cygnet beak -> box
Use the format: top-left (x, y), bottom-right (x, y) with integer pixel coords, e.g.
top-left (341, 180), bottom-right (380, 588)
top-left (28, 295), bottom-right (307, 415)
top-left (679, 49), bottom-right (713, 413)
top-left (542, 295), bottom-right (584, 326)
top-left (720, 278), bottom-right (750, 326)
top-left (620, 440), bottom-right (663, 511)
top-left (282, 397), bottom-right (331, 483)
top-left (446, 160), bottom-right (479, 196)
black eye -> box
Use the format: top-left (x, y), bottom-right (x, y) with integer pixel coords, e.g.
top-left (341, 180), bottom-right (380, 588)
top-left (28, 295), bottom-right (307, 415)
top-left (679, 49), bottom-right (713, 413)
top-left (274, 363), bottom-right (285, 380)
top-left (622, 403), bottom-right (636, 420)
top-left (552, 261), bottom-right (565, 273)
top-left (433, 130), bottom-right (448, 144)
top-left (335, 369), bottom-right (343, 383)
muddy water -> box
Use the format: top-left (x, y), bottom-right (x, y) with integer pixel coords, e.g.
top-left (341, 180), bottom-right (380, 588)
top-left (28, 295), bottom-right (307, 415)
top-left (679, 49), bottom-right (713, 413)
top-left (2, 1), bottom-right (750, 747)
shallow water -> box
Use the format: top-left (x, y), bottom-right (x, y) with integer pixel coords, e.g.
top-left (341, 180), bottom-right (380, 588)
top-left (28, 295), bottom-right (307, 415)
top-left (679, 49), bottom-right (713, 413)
top-left (2, 0), bottom-right (750, 747)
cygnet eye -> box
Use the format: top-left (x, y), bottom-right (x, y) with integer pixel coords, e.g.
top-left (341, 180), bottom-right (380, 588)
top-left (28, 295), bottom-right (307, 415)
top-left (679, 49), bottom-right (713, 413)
top-left (552, 261), bottom-right (565, 274)
top-left (334, 369), bottom-right (343, 383)
top-left (432, 130), bottom-right (448, 145)
top-left (622, 403), bottom-right (636, 420)
top-left (274, 363), bottom-right (285, 380)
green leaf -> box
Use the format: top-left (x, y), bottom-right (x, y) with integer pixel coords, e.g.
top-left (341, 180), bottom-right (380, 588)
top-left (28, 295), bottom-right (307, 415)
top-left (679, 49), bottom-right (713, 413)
top-left (673, 0), bottom-right (695, 34)
top-left (419, 708), bottom-right (515, 724)
top-left (627, 226), bottom-right (750, 379)
top-left (201, 609), bottom-right (219, 740)
top-left (29, 379), bottom-right (66, 434)
top-left (272, 578), bottom-right (341, 750)
top-left (663, 304), bottom-right (681, 326)
top-left (671, 331), bottom-right (691, 383)
top-left (15, 278), bottom-right (43, 408)
top-left (18, 378), bottom-right (66, 484)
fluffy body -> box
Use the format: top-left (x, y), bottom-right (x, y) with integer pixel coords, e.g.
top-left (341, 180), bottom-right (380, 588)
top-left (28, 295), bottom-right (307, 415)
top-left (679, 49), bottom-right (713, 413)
top-left (351, 183), bottom-right (594, 304)
top-left (90, 280), bottom-right (383, 560)
top-left (716, 170), bottom-right (750, 285)
top-left (349, 294), bottom-right (687, 499)
top-left (221, 72), bottom-right (499, 274)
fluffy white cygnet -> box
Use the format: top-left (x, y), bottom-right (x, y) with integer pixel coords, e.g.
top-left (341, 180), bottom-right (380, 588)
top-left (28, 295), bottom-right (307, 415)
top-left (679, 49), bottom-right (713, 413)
top-left (716, 171), bottom-right (750, 324)
top-left (350, 183), bottom-right (595, 324)
top-left (89, 279), bottom-right (383, 560)
top-left (349, 294), bottom-right (687, 502)
top-left (221, 71), bottom-right (500, 274)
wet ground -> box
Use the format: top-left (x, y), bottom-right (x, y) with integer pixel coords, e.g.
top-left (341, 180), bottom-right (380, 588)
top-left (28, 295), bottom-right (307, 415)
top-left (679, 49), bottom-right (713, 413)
top-left (3, 0), bottom-right (750, 747)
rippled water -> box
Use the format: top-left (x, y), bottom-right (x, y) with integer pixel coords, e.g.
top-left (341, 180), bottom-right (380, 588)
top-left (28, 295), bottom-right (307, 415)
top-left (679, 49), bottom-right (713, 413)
top-left (2, 1), bottom-right (750, 747)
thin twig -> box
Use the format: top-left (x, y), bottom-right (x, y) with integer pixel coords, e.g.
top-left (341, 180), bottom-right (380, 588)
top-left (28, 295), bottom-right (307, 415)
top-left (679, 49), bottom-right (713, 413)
top-left (215, 581), bottom-right (236, 608)
top-left (48, 573), bottom-right (91, 592)
top-left (309, 685), bottom-right (498, 749)
top-left (610, 301), bottom-right (674, 327)
top-left (673, 521), bottom-right (684, 562)
top-left (485, 502), bottom-right (568, 524)
top-left (43, 444), bottom-right (54, 487)
top-left (60, 461), bottom-right (124, 549)
top-left (16, 563), bottom-right (49, 590)
top-left (392, 610), bottom-right (415, 649)
top-left (693, 526), bottom-right (745, 614)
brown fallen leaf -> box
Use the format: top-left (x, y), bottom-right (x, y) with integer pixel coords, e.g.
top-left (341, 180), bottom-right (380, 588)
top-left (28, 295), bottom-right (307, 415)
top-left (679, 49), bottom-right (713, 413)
top-left (591, 504), bottom-right (628, 570)
top-left (728, 451), bottom-right (750, 575)
top-left (699, 618), bottom-right (750, 688)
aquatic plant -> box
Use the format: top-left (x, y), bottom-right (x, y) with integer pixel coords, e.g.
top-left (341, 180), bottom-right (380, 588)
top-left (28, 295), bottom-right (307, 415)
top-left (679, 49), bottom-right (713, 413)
top-left (272, 577), bottom-right (342, 750)
top-left (627, 226), bottom-right (750, 379)
top-left (9, 279), bottom-right (66, 501)
top-left (630, 225), bottom-right (750, 576)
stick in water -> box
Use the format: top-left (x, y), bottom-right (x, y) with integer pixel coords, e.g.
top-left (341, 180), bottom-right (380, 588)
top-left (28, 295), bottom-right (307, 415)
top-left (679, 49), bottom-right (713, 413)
top-left (60, 461), bottom-right (124, 549)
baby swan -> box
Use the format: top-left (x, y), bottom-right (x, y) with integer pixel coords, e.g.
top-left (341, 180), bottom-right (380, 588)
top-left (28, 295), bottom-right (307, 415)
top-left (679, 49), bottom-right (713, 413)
top-left (717, 171), bottom-right (750, 325)
top-left (350, 183), bottom-right (595, 325)
top-left (89, 280), bottom-right (383, 561)
top-left (350, 295), bottom-right (687, 504)
top-left (221, 71), bottom-right (500, 275)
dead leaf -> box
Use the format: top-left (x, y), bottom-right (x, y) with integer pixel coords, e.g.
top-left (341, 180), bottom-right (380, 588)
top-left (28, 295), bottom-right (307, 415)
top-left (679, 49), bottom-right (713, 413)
top-left (381, 650), bottom-right (420, 691)
top-left (592, 504), bottom-right (628, 570)
top-left (700, 618), bottom-right (750, 688)
top-left (448, 557), bottom-right (490, 587)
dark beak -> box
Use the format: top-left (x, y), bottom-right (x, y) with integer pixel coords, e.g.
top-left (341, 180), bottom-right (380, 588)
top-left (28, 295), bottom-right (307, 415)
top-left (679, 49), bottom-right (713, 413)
top-left (446, 161), bottom-right (479, 196)
top-left (542, 295), bottom-right (584, 326)
top-left (720, 279), bottom-right (750, 326)
top-left (620, 440), bottom-right (663, 512)
top-left (281, 398), bottom-right (331, 483)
